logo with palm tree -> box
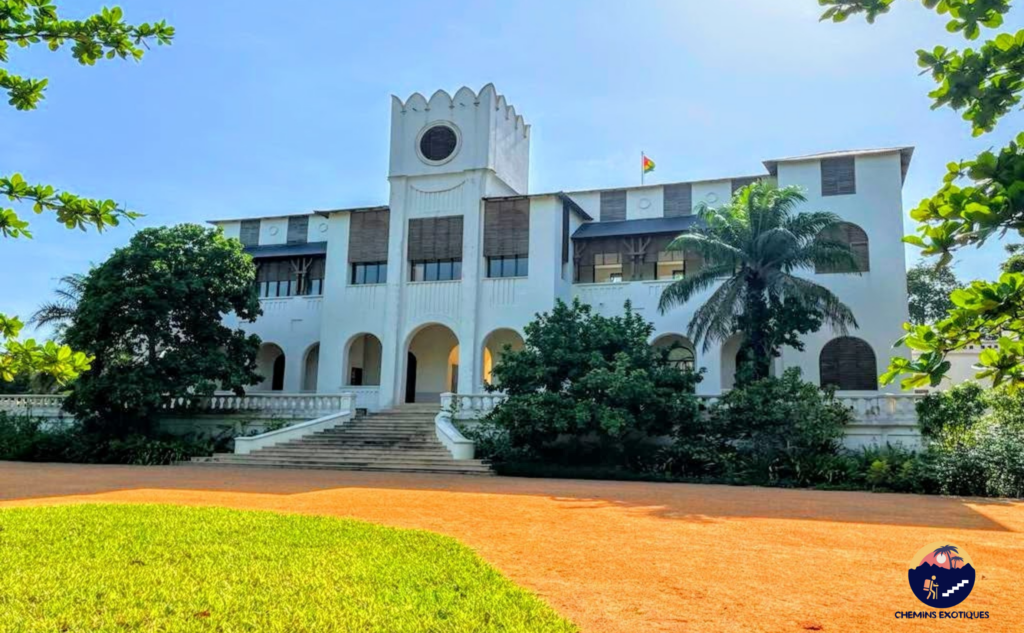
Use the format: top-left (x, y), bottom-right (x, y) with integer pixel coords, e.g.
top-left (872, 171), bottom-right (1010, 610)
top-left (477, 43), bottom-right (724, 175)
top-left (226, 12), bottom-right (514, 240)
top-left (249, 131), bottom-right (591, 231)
top-left (908, 542), bottom-right (976, 609)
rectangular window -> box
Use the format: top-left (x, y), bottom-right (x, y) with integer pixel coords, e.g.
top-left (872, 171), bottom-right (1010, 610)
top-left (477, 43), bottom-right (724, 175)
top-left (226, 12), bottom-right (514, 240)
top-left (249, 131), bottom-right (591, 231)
top-left (409, 259), bottom-right (461, 282)
top-left (486, 256), bottom-right (529, 279)
top-left (821, 157), bottom-right (856, 196)
top-left (240, 219), bottom-right (261, 246)
top-left (351, 262), bottom-right (387, 285)
top-left (287, 216), bottom-right (309, 244)
top-left (594, 252), bottom-right (624, 283)
top-left (256, 256), bottom-right (325, 298)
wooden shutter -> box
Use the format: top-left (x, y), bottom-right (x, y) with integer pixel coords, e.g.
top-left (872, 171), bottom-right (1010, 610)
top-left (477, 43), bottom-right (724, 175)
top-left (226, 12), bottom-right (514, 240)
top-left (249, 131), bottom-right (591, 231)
top-left (664, 184), bottom-right (693, 218)
top-left (287, 216), bottom-right (309, 244)
top-left (816, 222), bottom-right (869, 273)
top-left (820, 337), bottom-right (877, 391)
top-left (821, 157), bottom-right (856, 196)
top-left (484, 199), bottom-right (530, 258)
top-left (408, 216), bottom-right (463, 261)
top-left (240, 220), bottom-right (261, 246)
top-left (348, 209), bottom-right (390, 263)
top-left (600, 190), bottom-right (627, 222)
top-left (731, 177), bottom-right (760, 195)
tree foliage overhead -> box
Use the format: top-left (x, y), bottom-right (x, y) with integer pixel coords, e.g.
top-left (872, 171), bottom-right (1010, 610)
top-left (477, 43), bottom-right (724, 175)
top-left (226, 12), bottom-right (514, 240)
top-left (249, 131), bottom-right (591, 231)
top-left (480, 299), bottom-right (702, 462)
top-left (63, 225), bottom-right (262, 436)
top-left (820, 0), bottom-right (1024, 389)
top-left (907, 262), bottom-right (962, 324)
top-left (1, 1), bottom-right (173, 387)
top-left (658, 181), bottom-right (860, 382)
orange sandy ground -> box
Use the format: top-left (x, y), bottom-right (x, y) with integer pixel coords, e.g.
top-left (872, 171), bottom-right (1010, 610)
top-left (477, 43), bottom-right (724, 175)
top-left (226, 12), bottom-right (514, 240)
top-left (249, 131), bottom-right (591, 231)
top-left (1, 462), bottom-right (1022, 633)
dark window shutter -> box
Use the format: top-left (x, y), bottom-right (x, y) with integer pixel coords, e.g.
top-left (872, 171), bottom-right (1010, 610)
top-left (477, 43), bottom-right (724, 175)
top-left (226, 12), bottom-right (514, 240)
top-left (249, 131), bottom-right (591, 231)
top-left (600, 190), bottom-right (627, 222)
top-left (732, 177), bottom-right (760, 195)
top-left (816, 222), bottom-right (870, 274)
top-left (820, 337), bottom-right (877, 390)
top-left (240, 220), bottom-right (261, 246)
top-left (349, 209), bottom-right (390, 263)
top-left (821, 157), bottom-right (856, 196)
top-left (287, 216), bottom-right (309, 244)
top-left (484, 199), bottom-right (530, 258)
top-left (408, 216), bottom-right (463, 261)
top-left (562, 202), bottom-right (571, 264)
top-left (664, 184), bottom-right (693, 218)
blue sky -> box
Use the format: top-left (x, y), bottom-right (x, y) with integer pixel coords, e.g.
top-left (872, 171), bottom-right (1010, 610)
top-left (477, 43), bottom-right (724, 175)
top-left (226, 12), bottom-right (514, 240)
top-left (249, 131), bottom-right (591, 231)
top-left (2, 0), bottom-right (1022, 331)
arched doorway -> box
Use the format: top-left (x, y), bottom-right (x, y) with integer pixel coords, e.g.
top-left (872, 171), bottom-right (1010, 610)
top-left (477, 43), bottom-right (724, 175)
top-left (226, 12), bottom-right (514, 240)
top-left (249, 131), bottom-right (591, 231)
top-left (405, 324), bottom-right (459, 403)
top-left (652, 334), bottom-right (696, 372)
top-left (302, 343), bottom-right (320, 393)
top-left (256, 343), bottom-right (286, 392)
top-left (482, 328), bottom-right (525, 387)
top-left (345, 333), bottom-right (383, 386)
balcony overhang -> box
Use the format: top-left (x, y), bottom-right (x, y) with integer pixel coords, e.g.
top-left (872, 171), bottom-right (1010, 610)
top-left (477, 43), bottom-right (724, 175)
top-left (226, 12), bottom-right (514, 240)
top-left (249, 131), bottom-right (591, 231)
top-left (572, 216), bottom-right (701, 240)
top-left (244, 242), bottom-right (327, 259)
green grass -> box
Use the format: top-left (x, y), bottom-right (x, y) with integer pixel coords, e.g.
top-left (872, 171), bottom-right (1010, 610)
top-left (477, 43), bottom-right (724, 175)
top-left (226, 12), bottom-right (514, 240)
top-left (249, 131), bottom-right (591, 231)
top-left (0, 505), bottom-right (577, 633)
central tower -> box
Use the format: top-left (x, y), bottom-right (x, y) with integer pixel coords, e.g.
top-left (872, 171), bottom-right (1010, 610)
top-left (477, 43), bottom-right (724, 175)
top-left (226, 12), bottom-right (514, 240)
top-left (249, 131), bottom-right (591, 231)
top-left (388, 84), bottom-right (530, 194)
top-left (376, 85), bottom-right (530, 408)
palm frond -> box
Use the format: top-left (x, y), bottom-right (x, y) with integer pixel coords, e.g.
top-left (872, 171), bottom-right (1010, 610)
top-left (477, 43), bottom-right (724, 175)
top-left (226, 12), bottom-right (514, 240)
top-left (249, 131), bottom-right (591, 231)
top-left (687, 276), bottom-right (745, 352)
top-left (775, 274), bottom-right (859, 333)
top-left (658, 264), bottom-right (735, 314)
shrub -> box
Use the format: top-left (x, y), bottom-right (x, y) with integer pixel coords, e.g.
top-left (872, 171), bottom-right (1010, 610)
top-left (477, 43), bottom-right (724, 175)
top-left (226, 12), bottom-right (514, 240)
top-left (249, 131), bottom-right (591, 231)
top-left (916, 382), bottom-right (988, 445)
top-left (0, 412), bottom-right (213, 465)
top-left (843, 444), bottom-right (937, 494)
top-left (703, 368), bottom-right (853, 487)
top-left (478, 299), bottom-right (703, 467)
top-left (916, 384), bottom-right (1024, 498)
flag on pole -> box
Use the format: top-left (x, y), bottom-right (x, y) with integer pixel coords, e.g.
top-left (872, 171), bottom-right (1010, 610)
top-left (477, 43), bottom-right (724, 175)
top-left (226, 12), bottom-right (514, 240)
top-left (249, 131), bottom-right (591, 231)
top-left (642, 154), bottom-right (656, 174)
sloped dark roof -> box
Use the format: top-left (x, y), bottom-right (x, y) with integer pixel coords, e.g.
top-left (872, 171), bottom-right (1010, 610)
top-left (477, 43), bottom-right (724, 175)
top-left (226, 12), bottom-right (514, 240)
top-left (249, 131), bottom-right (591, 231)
top-left (244, 242), bottom-right (328, 259)
top-left (572, 216), bottom-right (701, 240)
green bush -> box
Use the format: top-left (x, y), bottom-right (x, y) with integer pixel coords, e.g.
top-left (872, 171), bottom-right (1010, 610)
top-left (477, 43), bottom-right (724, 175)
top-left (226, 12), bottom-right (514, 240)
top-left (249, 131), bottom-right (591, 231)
top-left (701, 368), bottom-right (853, 487)
top-left (0, 412), bottom-right (214, 465)
top-left (916, 382), bottom-right (988, 445)
top-left (476, 299), bottom-right (703, 468)
top-left (915, 384), bottom-right (1024, 498)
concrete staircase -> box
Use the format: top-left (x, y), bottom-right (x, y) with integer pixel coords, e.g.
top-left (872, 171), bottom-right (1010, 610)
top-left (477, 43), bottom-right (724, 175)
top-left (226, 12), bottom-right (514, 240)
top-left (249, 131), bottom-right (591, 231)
top-left (189, 404), bottom-right (492, 475)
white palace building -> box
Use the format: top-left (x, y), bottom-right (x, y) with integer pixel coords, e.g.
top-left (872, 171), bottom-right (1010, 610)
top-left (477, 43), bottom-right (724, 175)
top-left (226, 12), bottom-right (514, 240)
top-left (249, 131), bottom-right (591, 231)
top-left (212, 84), bottom-right (914, 414)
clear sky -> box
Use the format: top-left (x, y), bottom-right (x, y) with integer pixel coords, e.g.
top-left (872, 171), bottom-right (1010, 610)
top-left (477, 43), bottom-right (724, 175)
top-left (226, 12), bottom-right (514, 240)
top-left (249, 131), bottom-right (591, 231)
top-left (3, 0), bottom-right (1022, 332)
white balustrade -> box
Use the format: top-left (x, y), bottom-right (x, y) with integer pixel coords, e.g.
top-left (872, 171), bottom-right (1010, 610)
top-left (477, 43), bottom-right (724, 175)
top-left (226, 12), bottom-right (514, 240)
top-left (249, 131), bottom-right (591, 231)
top-left (441, 392), bottom-right (508, 420)
top-left (164, 392), bottom-right (355, 418)
top-left (345, 387), bottom-right (381, 412)
top-left (0, 394), bottom-right (68, 419)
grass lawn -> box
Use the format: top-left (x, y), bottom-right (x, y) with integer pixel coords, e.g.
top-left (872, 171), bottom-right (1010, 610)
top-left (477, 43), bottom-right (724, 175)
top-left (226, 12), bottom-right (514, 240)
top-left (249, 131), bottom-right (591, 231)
top-left (0, 504), bottom-right (576, 633)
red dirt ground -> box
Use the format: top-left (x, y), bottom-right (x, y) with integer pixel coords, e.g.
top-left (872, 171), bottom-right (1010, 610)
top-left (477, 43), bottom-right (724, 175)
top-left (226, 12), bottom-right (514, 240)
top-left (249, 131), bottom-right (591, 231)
top-left (1, 462), bottom-right (1022, 632)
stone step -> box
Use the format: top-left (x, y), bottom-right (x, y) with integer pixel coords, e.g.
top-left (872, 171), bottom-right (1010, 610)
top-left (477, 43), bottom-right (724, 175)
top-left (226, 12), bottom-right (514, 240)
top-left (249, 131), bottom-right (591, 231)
top-left (188, 462), bottom-right (493, 475)
top-left (201, 456), bottom-right (491, 471)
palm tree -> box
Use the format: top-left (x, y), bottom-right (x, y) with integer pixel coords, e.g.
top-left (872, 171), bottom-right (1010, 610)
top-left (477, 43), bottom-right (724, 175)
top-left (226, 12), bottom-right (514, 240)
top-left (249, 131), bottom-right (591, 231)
top-left (29, 273), bottom-right (86, 338)
top-left (658, 182), bottom-right (860, 381)
top-left (932, 545), bottom-right (959, 569)
top-left (950, 556), bottom-right (964, 570)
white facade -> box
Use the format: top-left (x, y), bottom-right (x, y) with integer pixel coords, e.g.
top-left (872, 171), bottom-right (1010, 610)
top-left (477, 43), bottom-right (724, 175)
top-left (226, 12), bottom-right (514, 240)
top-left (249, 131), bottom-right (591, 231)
top-left (212, 85), bottom-right (913, 411)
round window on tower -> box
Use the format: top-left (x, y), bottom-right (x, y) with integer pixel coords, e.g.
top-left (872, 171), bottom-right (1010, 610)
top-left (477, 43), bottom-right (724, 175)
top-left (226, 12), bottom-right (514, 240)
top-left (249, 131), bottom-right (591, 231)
top-left (417, 124), bottom-right (460, 164)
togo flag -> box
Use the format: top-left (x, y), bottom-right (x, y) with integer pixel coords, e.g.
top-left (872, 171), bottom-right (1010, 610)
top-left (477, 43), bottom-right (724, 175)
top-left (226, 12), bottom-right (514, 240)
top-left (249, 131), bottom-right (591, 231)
top-left (642, 154), bottom-right (656, 174)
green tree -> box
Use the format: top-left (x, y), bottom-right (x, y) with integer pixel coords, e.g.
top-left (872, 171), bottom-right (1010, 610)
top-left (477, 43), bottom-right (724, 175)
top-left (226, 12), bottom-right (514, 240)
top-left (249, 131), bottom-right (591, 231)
top-left (818, 1), bottom-right (1024, 388)
top-left (480, 299), bottom-right (702, 465)
top-left (1, 1), bottom-right (174, 386)
top-left (63, 225), bottom-right (262, 436)
top-left (907, 262), bottom-right (962, 325)
top-left (658, 181), bottom-right (860, 381)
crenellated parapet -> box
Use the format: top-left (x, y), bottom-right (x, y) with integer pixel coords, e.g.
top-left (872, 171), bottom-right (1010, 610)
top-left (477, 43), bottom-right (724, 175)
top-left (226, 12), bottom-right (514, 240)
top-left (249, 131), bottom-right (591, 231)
top-left (389, 84), bottom-right (530, 194)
